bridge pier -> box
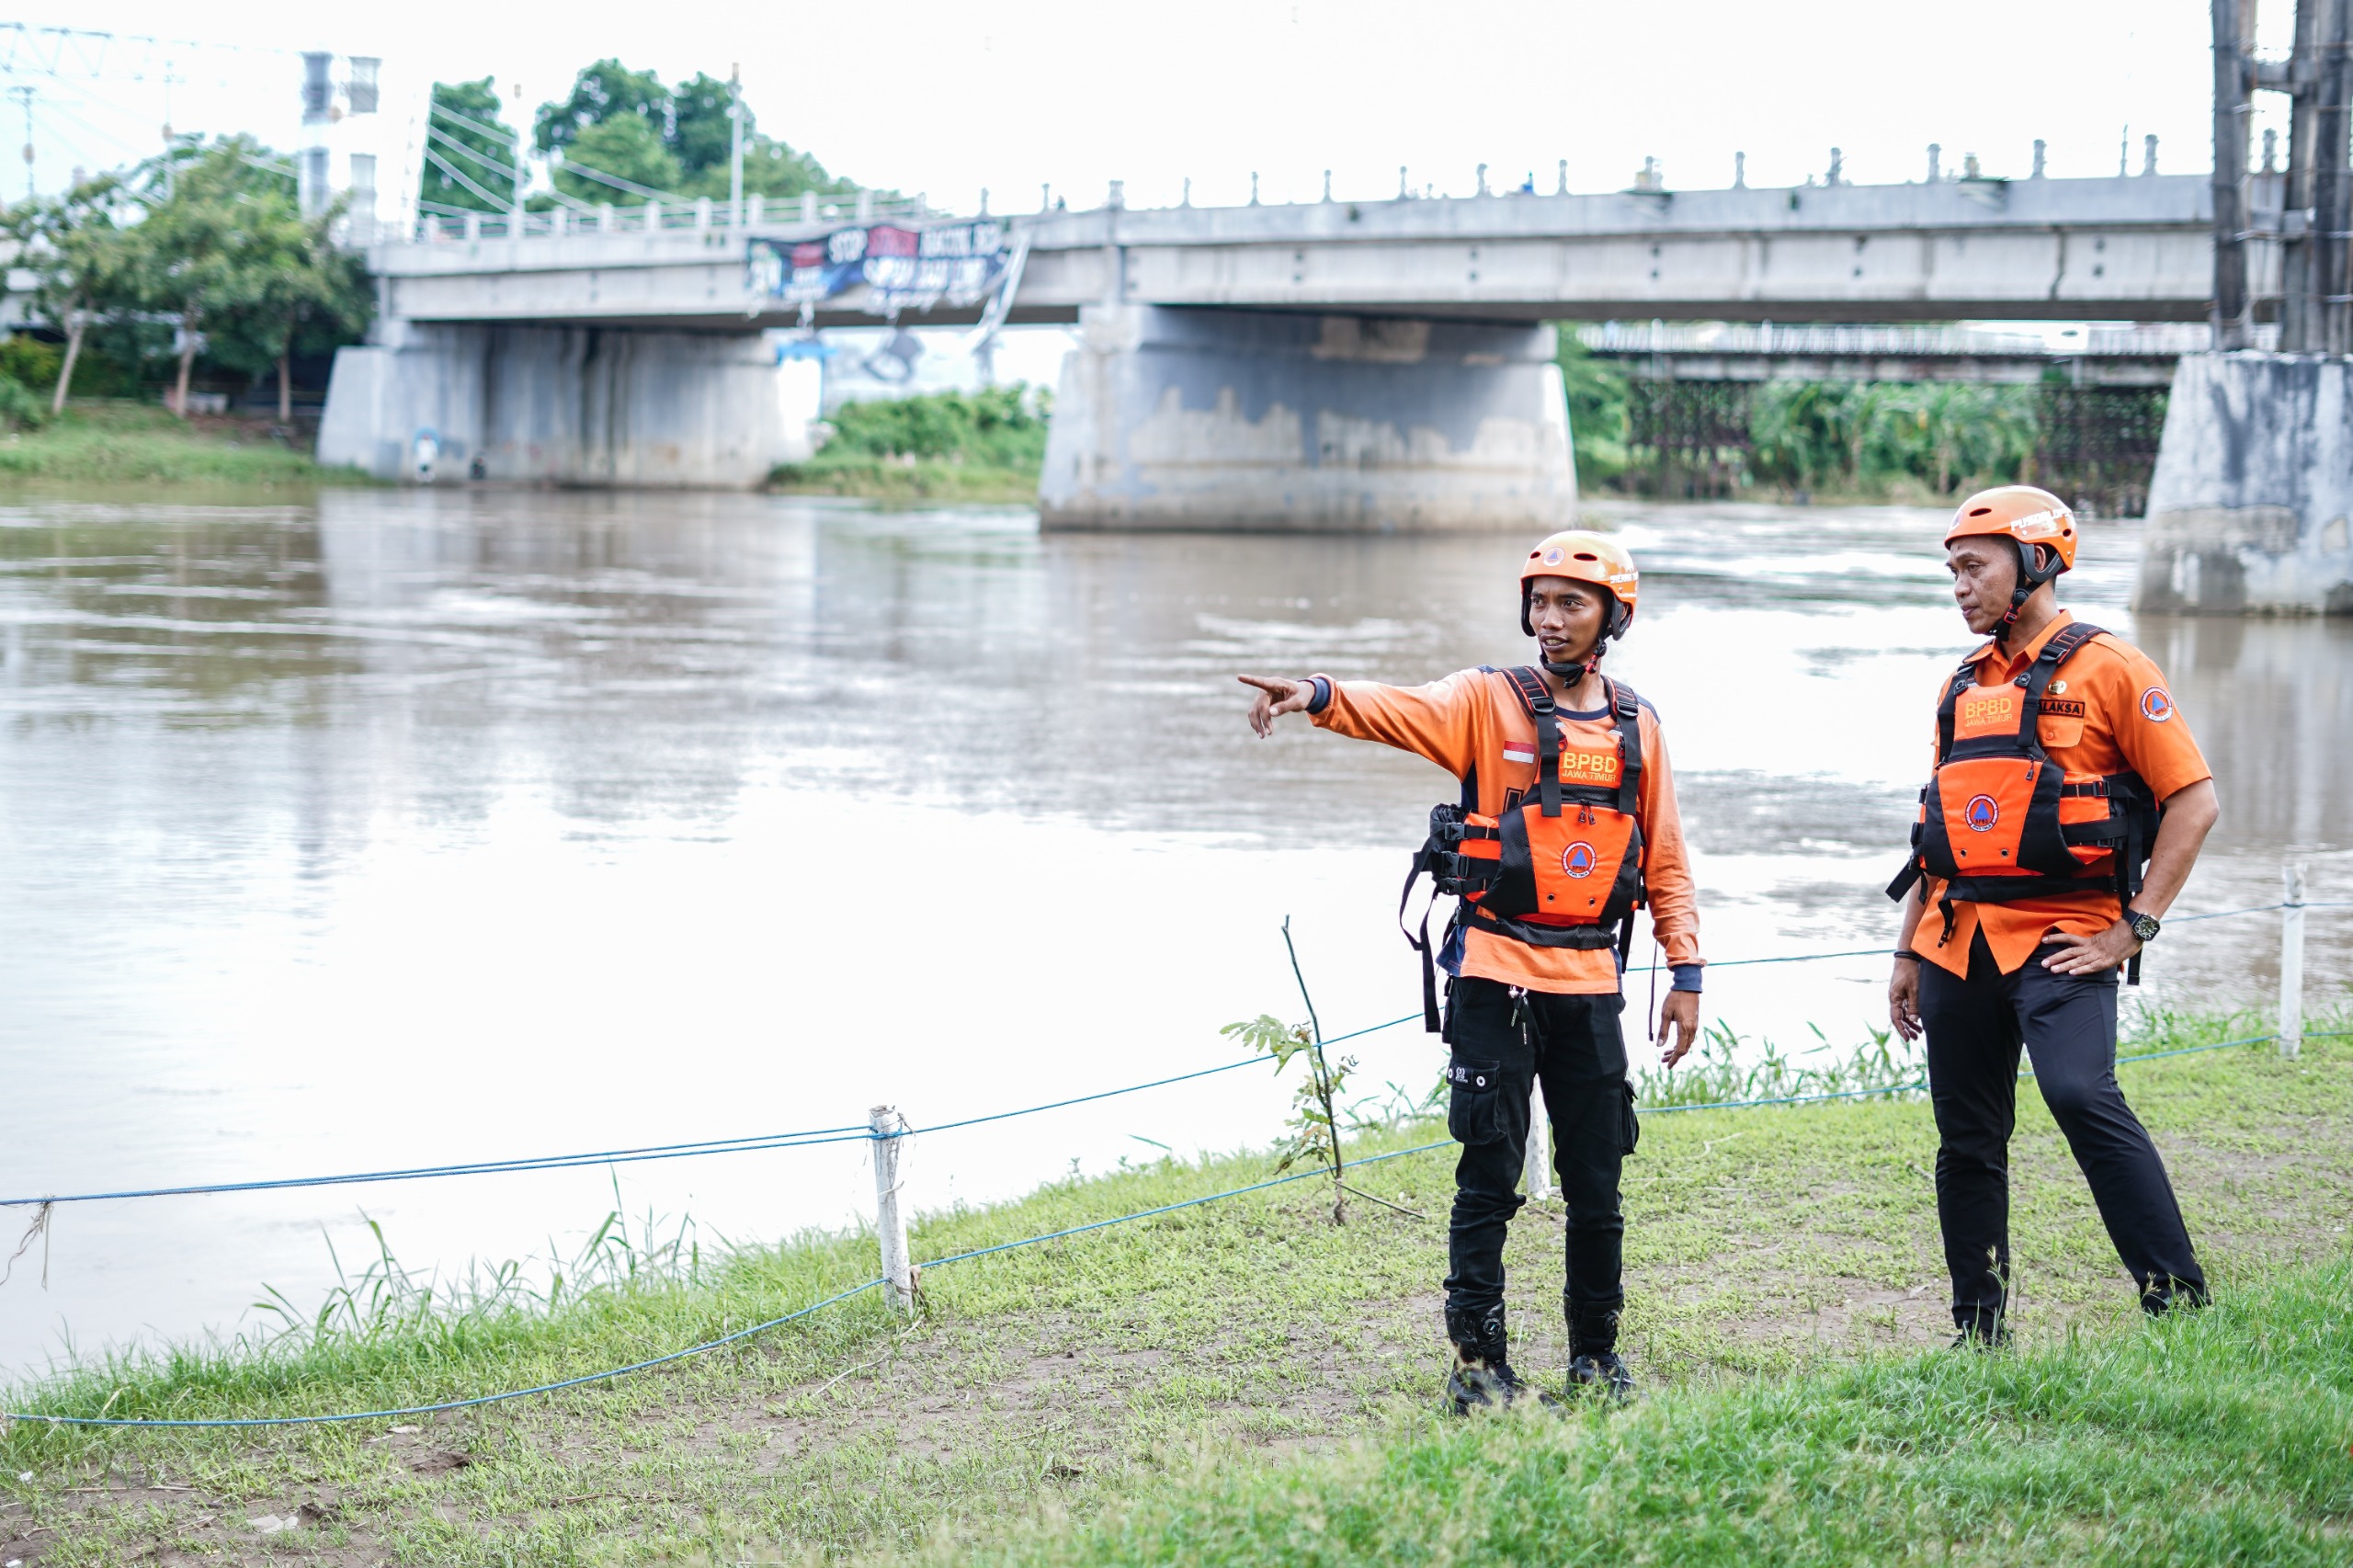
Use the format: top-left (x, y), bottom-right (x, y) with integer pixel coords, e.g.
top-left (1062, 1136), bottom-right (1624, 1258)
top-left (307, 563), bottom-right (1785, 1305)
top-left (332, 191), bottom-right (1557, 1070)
top-left (1039, 306), bottom-right (1574, 532)
top-left (2139, 353), bottom-right (2353, 613)
top-left (317, 322), bottom-right (809, 486)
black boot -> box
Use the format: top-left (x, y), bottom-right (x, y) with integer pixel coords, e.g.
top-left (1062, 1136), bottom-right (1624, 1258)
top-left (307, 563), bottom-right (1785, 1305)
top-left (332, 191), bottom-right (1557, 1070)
top-left (1566, 1303), bottom-right (1635, 1402)
top-left (1444, 1304), bottom-right (1555, 1415)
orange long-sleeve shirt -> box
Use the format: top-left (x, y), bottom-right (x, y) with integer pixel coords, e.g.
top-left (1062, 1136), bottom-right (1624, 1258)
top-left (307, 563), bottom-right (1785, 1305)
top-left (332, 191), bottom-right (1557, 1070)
top-left (1310, 667), bottom-right (1703, 994)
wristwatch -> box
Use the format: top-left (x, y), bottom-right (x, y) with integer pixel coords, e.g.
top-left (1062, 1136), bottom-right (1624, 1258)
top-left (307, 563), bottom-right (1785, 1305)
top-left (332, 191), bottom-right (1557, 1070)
top-left (2123, 907), bottom-right (2161, 943)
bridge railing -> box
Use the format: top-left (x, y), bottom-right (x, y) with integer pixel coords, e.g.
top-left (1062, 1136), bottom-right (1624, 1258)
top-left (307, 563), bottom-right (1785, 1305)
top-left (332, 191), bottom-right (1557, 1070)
top-left (1577, 321), bottom-right (2239, 360)
top-left (410, 191), bottom-right (952, 245)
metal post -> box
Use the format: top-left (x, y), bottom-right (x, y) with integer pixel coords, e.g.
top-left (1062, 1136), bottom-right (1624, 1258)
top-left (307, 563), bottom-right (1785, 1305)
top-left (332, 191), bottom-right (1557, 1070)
top-left (2212, 0), bottom-right (2256, 348)
top-left (2279, 863), bottom-right (2307, 1058)
top-left (728, 63), bottom-right (745, 229)
top-left (870, 1106), bottom-right (916, 1312)
top-left (1522, 1088), bottom-right (1556, 1200)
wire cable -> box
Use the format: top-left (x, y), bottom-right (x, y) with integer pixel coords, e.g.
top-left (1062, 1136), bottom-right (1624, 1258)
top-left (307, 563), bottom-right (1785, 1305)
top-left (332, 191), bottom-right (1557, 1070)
top-left (3, 1143), bottom-right (1452, 1428)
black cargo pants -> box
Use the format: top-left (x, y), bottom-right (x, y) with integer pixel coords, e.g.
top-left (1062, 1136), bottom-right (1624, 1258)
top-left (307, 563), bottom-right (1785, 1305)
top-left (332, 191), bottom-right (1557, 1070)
top-left (1441, 975), bottom-right (1640, 1356)
top-left (1919, 931), bottom-right (2207, 1335)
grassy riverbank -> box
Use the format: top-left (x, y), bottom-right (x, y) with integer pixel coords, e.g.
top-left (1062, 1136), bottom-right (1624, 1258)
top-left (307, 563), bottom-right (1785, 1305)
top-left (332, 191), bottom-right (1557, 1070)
top-left (765, 453), bottom-right (1040, 503)
top-left (767, 386), bottom-right (1046, 504)
top-left (2, 1008), bottom-right (2346, 1563)
top-left (0, 402), bottom-right (365, 487)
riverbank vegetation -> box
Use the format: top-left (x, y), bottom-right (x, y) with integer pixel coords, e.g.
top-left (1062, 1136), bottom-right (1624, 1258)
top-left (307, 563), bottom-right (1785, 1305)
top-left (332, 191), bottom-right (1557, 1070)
top-left (1557, 334), bottom-right (2163, 511)
top-left (3, 1006), bottom-right (2343, 1562)
top-left (768, 384), bottom-right (1051, 502)
top-left (6, 138), bottom-right (370, 423)
top-left (0, 401), bottom-right (365, 486)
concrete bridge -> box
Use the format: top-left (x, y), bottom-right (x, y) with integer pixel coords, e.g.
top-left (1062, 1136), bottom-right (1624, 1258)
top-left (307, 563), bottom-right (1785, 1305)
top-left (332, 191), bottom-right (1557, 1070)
top-left (321, 171), bottom-right (2244, 531)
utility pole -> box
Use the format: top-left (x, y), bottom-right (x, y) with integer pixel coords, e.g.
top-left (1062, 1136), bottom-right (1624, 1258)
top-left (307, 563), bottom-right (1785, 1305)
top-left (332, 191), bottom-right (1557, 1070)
top-left (2211, 0), bottom-right (2258, 348)
top-left (11, 85), bottom-right (32, 202)
top-left (729, 62), bottom-right (745, 228)
top-left (508, 81), bottom-right (527, 233)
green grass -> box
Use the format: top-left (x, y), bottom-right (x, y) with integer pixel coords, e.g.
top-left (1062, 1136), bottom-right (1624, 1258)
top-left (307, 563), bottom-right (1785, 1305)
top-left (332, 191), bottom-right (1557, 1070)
top-left (960, 1260), bottom-right (2353, 1567)
top-left (0, 400), bottom-right (369, 486)
top-left (1, 1009), bottom-right (2345, 1563)
top-left (766, 453), bottom-right (1040, 503)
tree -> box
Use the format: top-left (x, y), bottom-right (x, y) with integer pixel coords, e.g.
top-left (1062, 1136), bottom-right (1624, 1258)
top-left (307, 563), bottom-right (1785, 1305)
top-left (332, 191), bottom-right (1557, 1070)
top-left (669, 72), bottom-right (737, 183)
top-left (421, 79), bottom-right (520, 217)
top-left (551, 114), bottom-right (684, 205)
top-left (131, 137), bottom-right (307, 417)
top-left (206, 208), bottom-right (372, 421)
top-left (535, 59), bottom-right (669, 157)
top-left (5, 171), bottom-right (139, 413)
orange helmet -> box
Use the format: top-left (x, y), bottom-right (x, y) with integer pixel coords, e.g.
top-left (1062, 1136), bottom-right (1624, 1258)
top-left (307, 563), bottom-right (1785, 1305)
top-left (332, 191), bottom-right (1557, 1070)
top-left (1945, 485), bottom-right (2075, 630)
top-left (1945, 485), bottom-right (2077, 571)
top-left (1518, 530), bottom-right (1638, 640)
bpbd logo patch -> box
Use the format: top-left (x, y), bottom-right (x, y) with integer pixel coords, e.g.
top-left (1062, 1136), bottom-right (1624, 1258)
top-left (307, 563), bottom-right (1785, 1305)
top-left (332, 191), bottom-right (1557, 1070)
top-left (1965, 794), bottom-right (2001, 832)
top-left (2141, 687), bottom-right (2175, 722)
top-left (1562, 842), bottom-right (1598, 878)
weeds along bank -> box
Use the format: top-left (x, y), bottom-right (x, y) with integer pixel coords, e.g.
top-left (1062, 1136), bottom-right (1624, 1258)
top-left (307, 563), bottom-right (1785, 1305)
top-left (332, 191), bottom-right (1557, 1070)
top-left (0, 402), bottom-right (367, 486)
top-left (0, 1010), bottom-right (2345, 1563)
top-left (768, 385), bottom-right (1048, 503)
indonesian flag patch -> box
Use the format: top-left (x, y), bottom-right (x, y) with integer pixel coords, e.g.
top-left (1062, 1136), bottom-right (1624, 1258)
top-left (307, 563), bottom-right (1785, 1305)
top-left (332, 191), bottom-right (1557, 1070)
top-left (1503, 742), bottom-right (1537, 766)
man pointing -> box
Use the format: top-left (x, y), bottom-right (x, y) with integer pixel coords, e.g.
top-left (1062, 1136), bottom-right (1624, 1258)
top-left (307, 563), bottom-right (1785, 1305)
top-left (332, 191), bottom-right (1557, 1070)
top-left (1242, 531), bottom-right (1703, 1408)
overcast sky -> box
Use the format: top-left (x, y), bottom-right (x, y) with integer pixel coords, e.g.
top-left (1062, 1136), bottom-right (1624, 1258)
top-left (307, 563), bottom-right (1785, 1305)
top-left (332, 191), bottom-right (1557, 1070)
top-left (11, 0), bottom-right (2296, 214)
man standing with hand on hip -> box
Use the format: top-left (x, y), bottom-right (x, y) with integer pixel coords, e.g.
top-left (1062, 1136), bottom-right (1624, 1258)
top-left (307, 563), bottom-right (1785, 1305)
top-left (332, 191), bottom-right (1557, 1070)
top-left (1888, 486), bottom-right (2221, 1344)
top-left (1240, 531), bottom-right (1703, 1409)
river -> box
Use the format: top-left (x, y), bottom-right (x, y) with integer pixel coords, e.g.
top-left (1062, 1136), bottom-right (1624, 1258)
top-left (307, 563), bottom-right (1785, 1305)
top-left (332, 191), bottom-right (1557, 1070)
top-left (3, 487), bottom-right (2347, 1378)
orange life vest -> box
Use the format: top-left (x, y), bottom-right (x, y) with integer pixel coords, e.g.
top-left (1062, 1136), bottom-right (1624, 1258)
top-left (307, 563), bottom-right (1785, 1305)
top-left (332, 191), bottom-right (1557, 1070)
top-left (1887, 621), bottom-right (2160, 971)
top-left (1401, 667), bottom-right (1648, 1029)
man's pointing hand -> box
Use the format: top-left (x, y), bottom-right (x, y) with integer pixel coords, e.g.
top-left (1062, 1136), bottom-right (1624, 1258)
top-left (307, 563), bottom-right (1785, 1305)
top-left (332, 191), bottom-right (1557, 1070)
top-left (1239, 674), bottom-right (1313, 738)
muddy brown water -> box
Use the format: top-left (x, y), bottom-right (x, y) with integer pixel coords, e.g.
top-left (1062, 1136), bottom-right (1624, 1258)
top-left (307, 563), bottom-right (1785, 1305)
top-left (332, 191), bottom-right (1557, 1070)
top-left (2, 488), bottom-right (2346, 1377)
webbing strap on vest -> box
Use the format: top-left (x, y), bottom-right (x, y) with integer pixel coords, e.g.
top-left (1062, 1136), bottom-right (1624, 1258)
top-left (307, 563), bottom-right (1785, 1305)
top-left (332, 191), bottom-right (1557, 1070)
top-left (1497, 665), bottom-right (1563, 817)
top-left (1910, 621), bottom-right (2161, 982)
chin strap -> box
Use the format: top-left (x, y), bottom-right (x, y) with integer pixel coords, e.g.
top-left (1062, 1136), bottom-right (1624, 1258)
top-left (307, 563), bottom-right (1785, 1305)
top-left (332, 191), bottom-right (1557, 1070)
top-left (1998, 540), bottom-right (2067, 634)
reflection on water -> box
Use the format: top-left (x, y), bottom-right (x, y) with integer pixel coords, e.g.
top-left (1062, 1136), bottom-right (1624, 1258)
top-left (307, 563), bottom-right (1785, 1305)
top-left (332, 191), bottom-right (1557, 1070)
top-left (2, 490), bottom-right (2347, 1375)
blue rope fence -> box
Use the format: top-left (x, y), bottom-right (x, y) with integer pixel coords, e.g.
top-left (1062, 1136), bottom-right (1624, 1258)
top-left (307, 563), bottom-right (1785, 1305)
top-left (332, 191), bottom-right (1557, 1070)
top-left (7, 897), bottom-right (2343, 1211)
top-left (6, 1024), bottom-right (2339, 1430)
top-left (1, 1143), bottom-right (1452, 1428)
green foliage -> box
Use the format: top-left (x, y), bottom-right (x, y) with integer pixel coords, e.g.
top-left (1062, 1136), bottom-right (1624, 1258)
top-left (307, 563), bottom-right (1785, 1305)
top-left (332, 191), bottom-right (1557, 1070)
top-left (771, 386), bottom-right (1050, 500)
top-left (1555, 330), bottom-right (1631, 483)
top-left (0, 335), bottom-right (61, 392)
top-left (422, 78), bottom-right (521, 216)
top-left (527, 58), bottom-right (878, 206)
top-left (0, 371), bottom-right (47, 430)
top-left (1746, 381), bottom-right (2040, 495)
top-left (1221, 1013), bottom-right (1358, 1218)
top-left (669, 71), bottom-right (740, 180)
top-left (534, 58), bottom-right (671, 157)
top-left (551, 112), bottom-right (686, 204)
top-left (3, 168), bottom-right (141, 409)
top-left (820, 385), bottom-right (1050, 467)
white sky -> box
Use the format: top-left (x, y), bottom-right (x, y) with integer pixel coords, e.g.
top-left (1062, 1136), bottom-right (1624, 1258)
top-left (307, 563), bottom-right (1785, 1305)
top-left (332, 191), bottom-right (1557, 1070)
top-left (5, 0), bottom-right (2303, 213)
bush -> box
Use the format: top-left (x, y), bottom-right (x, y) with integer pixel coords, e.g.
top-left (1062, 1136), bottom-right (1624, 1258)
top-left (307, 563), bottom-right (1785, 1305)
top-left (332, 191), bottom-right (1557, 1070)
top-left (820, 384), bottom-right (1049, 471)
top-left (0, 335), bottom-right (62, 394)
top-left (0, 370), bottom-right (48, 430)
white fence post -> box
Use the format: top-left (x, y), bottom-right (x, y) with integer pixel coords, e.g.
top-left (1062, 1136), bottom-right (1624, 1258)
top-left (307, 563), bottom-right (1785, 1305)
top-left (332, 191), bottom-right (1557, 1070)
top-left (870, 1105), bottom-right (916, 1312)
top-left (1523, 1088), bottom-right (1557, 1200)
top-left (2280, 862), bottom-right (2307, 1060)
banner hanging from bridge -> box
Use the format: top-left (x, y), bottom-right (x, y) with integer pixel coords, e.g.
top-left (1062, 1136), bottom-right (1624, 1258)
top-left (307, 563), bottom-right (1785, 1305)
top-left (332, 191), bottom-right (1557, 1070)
top-left (746, 219), bottom-right (1015, 318)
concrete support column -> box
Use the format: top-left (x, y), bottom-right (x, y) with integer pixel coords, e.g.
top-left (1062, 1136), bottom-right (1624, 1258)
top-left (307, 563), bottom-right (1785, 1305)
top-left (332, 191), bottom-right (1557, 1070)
top-left (2139, 351), bottom-right (2353, 612)
top-left (318, 323), bottom-right (813, 488)
top-left (1038, 305), bottom-right (1574, 533)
